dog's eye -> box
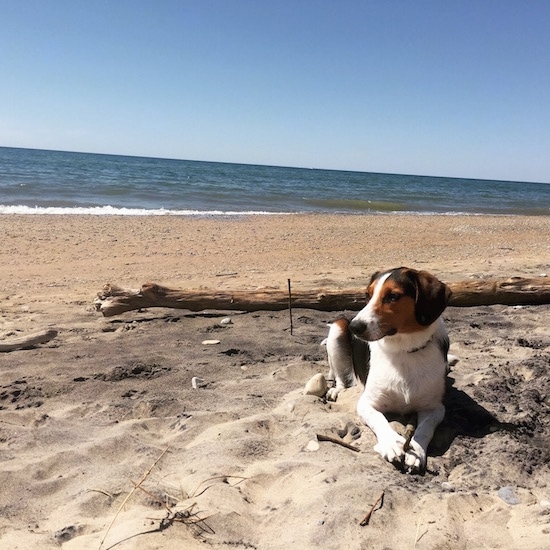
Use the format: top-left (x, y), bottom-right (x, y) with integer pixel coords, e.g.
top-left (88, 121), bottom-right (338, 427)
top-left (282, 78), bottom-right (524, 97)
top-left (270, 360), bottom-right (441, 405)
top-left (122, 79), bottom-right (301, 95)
top-left (384, 292), bottom-right (401, 303)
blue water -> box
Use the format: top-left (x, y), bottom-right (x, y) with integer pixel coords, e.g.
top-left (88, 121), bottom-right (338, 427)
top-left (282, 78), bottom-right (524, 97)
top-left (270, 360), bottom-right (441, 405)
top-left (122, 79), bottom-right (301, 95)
top-left (0, 146), bottom-right (548, 215)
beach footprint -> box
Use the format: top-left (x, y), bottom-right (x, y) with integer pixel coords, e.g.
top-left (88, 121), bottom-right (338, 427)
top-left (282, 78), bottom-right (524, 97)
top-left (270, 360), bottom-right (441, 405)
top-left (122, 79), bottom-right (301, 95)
top-left (336, 421), bottom-right (362, 445)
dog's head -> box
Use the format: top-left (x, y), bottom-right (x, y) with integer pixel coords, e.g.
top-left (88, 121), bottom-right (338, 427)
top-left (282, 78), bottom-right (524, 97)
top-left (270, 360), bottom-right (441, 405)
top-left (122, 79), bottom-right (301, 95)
top-left (349, 267), bottom-right (451, 341)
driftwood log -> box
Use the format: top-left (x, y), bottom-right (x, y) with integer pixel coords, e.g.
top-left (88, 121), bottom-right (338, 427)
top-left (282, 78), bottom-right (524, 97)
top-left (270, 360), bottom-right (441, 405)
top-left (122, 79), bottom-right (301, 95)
top-left (94, 277), bottom-right (550, 317)
top-left (0, 329), bottom-right (58, 352)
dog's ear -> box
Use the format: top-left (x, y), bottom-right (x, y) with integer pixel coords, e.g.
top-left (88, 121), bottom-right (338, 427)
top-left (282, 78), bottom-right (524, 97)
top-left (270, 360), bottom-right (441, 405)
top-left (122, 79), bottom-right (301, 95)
top-left (411, 270), bottom-right (452, 326)
top-left (368, 271), bottom-right (381, 285)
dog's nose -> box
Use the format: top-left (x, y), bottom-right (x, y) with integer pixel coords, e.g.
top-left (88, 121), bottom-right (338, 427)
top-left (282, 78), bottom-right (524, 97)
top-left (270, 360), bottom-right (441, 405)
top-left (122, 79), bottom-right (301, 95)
top-left (349, 318), bottom-right (366, 336)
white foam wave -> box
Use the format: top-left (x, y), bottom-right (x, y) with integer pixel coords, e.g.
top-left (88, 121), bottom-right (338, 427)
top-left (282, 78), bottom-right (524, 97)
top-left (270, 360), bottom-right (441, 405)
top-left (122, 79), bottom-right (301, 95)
top-left (0, 205), bottom-right (287, 216)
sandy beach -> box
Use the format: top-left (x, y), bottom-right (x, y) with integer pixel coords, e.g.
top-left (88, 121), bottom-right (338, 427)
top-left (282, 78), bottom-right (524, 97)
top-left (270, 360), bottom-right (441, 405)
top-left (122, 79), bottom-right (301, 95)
top-left (1, 214), bottom-right (549, 549)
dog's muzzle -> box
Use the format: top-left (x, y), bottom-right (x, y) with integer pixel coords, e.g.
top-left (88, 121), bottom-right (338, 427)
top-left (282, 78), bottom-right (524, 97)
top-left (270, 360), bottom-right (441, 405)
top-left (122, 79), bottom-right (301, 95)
top-left (349, 317), bottom-right (396, 341)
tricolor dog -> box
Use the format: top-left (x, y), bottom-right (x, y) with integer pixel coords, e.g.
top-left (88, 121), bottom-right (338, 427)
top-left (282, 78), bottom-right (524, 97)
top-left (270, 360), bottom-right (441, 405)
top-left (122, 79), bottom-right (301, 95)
top-left (326, 267), bottom-right (452, 474)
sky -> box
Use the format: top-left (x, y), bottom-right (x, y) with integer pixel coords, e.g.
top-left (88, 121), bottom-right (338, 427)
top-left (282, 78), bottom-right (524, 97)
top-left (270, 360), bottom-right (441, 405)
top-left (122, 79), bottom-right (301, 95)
top-left (1, 1), bottom-right (549, 183)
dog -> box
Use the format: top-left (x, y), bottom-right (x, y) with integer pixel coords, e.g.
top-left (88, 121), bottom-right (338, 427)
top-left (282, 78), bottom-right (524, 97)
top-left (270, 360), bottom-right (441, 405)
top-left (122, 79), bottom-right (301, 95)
top-left (325, 267), bottom-right (452, 474)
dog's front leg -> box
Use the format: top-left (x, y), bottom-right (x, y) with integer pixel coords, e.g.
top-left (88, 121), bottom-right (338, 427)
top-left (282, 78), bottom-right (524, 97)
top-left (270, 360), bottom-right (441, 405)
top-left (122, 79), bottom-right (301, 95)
top-left (403, 404), bottom-right (445, 474)
top-left (357, 398), bottom-right (407, 465)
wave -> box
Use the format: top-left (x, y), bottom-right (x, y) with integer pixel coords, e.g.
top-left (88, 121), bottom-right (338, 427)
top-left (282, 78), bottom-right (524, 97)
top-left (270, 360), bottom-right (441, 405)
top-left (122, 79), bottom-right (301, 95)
top-left (1, 203), bottom-right (545, 217)
top-left (0, 205), bottom-right (288, 216)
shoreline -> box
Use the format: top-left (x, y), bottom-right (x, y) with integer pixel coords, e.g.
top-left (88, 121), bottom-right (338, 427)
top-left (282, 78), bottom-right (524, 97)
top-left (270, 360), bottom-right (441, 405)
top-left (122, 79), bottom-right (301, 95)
top-left (1, 206), bottom-right (549, 216)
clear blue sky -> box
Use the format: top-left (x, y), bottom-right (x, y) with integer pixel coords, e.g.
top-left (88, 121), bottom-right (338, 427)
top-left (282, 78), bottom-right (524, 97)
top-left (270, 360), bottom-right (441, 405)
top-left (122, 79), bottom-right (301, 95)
top-left (1, 1), bottom-right (549, 182)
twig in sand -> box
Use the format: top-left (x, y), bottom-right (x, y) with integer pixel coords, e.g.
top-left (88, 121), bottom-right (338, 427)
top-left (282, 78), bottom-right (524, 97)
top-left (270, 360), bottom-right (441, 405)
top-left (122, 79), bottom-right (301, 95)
top-left (156, 503), bottom-right (216, 536)
top-left (403, 421), bottom-right (416, 452)
top-left (98, 445), bottom-right (170, 550)
top-left (414, 514), bottom-right (429, 547)
top-left (87, 488), bottom-right (115, 499)
top-left (135, 480), bottom-right (216, 537)
top-left (145, 475), bottom-right (248, 539)
top-left (131, 481), bottom-right (172, 512)
top-left (316, 433), bottom-right (360, 452)
top-left (288, 278), bottom-right (293, 335)
top-left (190, 474), bottom-right (249, 498)
top-left (359, 489), bottom-right (385, 526)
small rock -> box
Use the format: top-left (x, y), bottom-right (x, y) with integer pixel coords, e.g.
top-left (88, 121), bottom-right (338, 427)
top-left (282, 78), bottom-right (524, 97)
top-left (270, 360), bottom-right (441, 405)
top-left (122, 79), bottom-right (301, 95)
top-left (498, 486), bottom-right (520, 505)
top-left (304, 373), bottom-right (328, 397)
top-left (306, 439), bottom-right (320, 452)
top-left (441, 482), bottom-right (455, 492)
top-left (191, 377), bottom-right (206, 389)
top-left (202, 339), bottom-right (220, 345)
top-left (219, 317), bottom-right (233, 325)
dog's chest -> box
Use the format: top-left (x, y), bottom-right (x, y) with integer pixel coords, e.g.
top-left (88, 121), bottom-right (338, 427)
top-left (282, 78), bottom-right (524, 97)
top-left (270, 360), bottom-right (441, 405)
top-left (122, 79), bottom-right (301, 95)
top-left (365, 345), bottom-right (445, 413)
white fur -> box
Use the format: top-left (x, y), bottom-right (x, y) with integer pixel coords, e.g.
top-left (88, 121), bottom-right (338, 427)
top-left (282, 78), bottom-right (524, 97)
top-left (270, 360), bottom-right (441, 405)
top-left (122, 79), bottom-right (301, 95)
top-left (353, 273), bottom-right (448, 473)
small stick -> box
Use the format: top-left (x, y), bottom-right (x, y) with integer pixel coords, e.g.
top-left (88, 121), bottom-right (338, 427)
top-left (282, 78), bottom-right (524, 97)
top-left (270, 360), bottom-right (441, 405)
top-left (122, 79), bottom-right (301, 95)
top-left (414, 514), bottom-right (426, 547)
top-left (98, 445), bottom-right (170, 549)
top-left (86, 489), bottom-right (114, 499)
top-left (132, 481), bottom-right (173, 512)
top-left (190, 474), bottom-right (248, 498)
top-left (403, 422), bottom-right (416, 452)
top-left (316, 433), bottom-right (360, 452)
top-left (287, 278), bottom-right (293, 335)
top-left (360, 489), bottom-right (385, 526)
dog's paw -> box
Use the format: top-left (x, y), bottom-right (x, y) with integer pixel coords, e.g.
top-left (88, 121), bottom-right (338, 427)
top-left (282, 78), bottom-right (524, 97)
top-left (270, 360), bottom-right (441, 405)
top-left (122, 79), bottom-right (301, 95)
top-left (373, 432), bottom-right (407, 464)
top-left (326, 387), bottom-right (340, 401)
top-left (403, 440), bottom-right (427, 474)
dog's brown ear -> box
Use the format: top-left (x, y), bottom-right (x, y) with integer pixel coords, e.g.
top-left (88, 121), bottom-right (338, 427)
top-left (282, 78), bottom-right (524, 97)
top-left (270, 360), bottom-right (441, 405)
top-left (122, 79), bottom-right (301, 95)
top-left (411, 270), bottom-right (452, 326)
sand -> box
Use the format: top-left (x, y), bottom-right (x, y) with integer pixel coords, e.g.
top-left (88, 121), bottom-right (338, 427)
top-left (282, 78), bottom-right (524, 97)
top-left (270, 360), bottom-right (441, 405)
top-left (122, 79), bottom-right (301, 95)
top-left (0, 214), bottom-right (549, 549)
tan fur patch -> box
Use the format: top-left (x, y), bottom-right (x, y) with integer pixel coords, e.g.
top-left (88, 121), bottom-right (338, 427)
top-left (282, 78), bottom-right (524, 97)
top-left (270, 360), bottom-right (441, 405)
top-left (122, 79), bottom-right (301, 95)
top-left (370, 279), bottom-right (424, 334)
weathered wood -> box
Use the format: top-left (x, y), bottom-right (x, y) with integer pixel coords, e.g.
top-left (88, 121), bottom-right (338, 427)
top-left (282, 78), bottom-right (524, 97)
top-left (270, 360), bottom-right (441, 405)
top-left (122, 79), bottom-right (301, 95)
top-left (95, 283), bottom-right (367, 317)
top-left (448, 277), bottom-right (550, 307)
top-left (0, 329), bottom-right (58, 352)
top-left (94, 277), bottom-right (550, 317)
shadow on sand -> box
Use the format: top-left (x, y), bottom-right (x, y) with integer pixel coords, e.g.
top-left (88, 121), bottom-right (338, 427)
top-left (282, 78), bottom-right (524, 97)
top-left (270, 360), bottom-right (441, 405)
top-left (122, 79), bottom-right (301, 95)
top-left (429, 376), bottom-right (516, 457)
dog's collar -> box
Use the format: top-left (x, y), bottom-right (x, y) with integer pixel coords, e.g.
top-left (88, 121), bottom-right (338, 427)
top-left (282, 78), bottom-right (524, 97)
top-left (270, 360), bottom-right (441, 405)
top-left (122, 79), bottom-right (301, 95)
top-left (407, 336), bottom-right (432, 353)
